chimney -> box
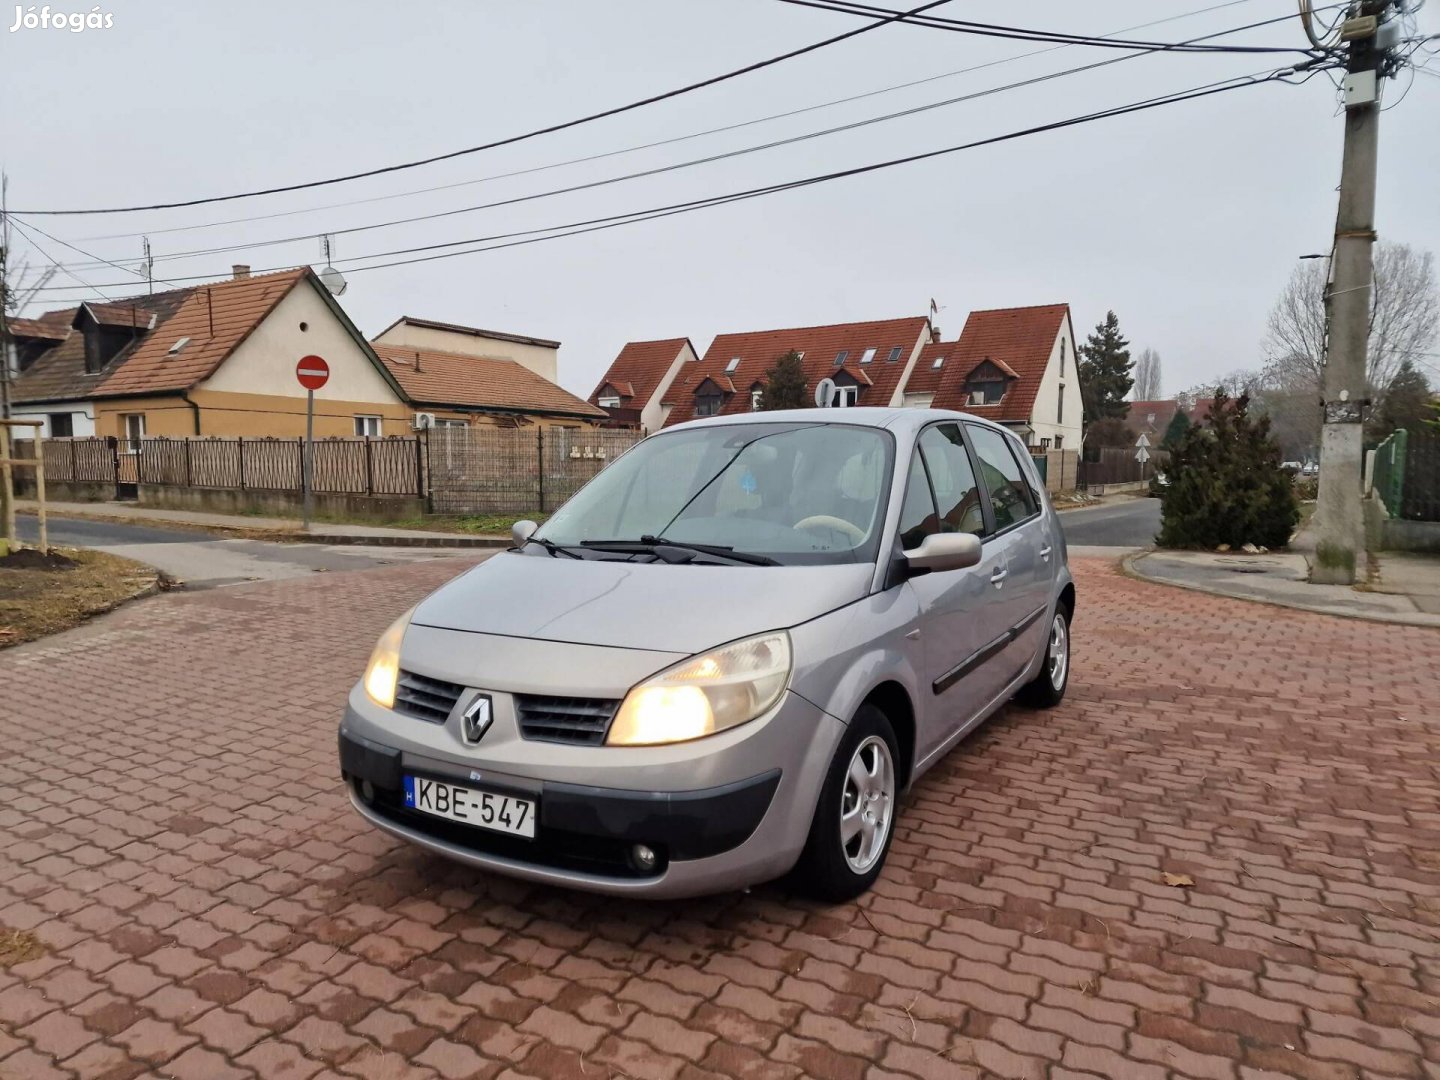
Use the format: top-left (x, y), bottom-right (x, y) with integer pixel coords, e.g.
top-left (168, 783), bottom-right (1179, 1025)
top-left (232, 264), bottom-right (251, 280)
top-left (931, 324), bottom-right (941, 344)
top-left (414, 349), bottom-right (422, 373)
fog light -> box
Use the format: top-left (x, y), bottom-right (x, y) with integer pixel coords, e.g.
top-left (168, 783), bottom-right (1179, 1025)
top-left (631, 844), bottom-right (657, 872)
top-left (360, 779), bottom-right (375, 804)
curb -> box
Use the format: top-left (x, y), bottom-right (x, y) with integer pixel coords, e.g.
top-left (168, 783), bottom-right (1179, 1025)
top-left (293, 533), bottom-right (510, 549)
top-left (1122, 550), bottom-right (1440, 629)
top-left (17, 509), bottom-right (509, 549)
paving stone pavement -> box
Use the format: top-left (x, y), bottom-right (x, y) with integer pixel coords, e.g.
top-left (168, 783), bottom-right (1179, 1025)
top-left (1, 555), bottom-right (1438, 1080)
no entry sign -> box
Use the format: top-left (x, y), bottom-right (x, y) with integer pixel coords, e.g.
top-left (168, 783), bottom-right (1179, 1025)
top-left (296, 355), bottom-right (330, 391)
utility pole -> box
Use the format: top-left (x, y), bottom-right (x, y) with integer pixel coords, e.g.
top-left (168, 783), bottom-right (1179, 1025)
top-left (1312, 0), bottom-right (1399, 585)
top-left (1, 172), bottom-right (13, 422)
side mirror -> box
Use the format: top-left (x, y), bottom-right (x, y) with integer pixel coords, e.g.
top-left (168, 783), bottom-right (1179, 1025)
top-left (511, 519), bottom-right (539, 547)
top-left (905, 531), bottom-right (982, 574)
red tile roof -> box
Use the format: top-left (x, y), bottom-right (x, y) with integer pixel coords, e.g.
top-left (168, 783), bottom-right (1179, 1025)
top-left (1126, 399), bottom-right (1181, 437)
top-left (6, 317), bottom-right (69, 341)
top-left (663, 316), bottom-right (930, 426)
top-left (80, 301), bottom-right (158, 330)
top-left (95, 270), bottom-right (308, 397)
top-left (373, 344), bottom-right (606, 419)
top-left (11, 270), bottom-right (313, 404)
top-left (930, 304), bottom-right (1070, 423)
top-left (589, 338), bottom-right (691, 409)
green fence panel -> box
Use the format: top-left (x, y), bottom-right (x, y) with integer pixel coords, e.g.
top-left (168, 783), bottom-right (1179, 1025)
top-left (1372, 429), bottom-right (1407, 517)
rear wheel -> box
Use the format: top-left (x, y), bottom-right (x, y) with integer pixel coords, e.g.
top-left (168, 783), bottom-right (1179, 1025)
top-left (793, 705), bottom-right (899, 902)
top-left (1017, 604), bottom-right (1070, 708)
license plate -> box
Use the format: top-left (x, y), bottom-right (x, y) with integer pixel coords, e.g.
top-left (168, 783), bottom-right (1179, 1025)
top-left (403, 776), bottom-right (536, 839)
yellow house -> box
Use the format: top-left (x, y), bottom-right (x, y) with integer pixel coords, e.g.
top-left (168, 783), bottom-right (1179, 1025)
top-left (11, 269), bottom-right (604, 442)
top-left (11, 267), bottom-right (411, 441)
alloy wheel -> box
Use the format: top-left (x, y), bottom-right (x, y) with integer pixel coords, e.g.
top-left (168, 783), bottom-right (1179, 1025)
top-left (839, 735), bottom-right (895, 874)
top-left (1049, 612), bottom-right (1069, 691)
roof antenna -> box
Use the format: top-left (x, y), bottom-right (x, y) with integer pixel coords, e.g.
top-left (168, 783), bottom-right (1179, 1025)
top-left (319, 234), bottom-right (347, 296)
top-left (137, 237), bottom-right (153, 295)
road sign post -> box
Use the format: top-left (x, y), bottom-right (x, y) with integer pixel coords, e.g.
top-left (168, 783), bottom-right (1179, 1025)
top-left (1135, 432), bottom-right (1151, 479)
top-left (295, 355), bottom-right (330, 531)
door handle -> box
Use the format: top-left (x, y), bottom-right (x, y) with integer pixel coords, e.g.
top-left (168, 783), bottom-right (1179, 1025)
top-left (1039, 545), bottom-right (1052, 561)
top-left (990, 567), bottom-right (1008, 588)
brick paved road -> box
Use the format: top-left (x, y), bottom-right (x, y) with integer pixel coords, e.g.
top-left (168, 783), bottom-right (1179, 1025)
top-left (2, 557), bottom-right (1438, 1080)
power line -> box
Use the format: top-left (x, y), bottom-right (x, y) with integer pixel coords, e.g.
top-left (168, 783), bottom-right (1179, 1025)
top-left (15, 217), bottom-right (181, 289)
top-left (7, 218), bottom-right (114, 302)
top-left (771, 0), bottom-right (1313, 53)
top-left (31, 7), bottom-right (1338, 274)
top-left (73, 0), bottom-right (1282, 247)
top-left (23, 62), bottom-right (1327, 297)
top-left (9, 0), bottom-right (952, 217)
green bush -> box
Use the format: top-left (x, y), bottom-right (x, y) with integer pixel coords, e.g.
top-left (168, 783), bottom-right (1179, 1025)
top-left (1157, 390), bottom-right (1299, 549)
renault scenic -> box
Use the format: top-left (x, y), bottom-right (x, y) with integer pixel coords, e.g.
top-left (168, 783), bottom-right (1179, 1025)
top-left (339, 408), bottom-right (1074, 900)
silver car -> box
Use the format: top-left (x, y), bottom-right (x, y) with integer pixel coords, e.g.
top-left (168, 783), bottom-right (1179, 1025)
top-left (340, 409), bottom-right (1074, 900)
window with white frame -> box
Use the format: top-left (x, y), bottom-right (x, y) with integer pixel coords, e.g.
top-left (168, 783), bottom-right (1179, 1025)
top-left (598, 395), bottom-right (621, 408)
top-left (859, 347), bottom-right (876, 365)
top-left (120, 413), bottom-right (145, 453)
top-left (354, 415), bottom-right (383, 437)
top-left (751, 388), bottom-right (764, 411)
top-left (725, 357), bottom-right (741, 373)
top-left (833, 385), bottom-right (858, 407)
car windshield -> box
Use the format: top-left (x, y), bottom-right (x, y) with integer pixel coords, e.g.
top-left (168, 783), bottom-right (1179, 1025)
top-left (536, 422), bottom-right (894, 566)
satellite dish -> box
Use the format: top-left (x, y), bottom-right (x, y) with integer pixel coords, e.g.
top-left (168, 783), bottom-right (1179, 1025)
top-left (319, 265), bottom-right (348, 297)
top-left (814, 377), bottom-right (837, 408)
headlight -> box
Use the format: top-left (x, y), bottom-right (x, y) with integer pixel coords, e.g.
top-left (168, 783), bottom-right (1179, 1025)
top-left (607, 631), bottom-right (791, 746)
top-left (363, 608), bottom-right (413, 708)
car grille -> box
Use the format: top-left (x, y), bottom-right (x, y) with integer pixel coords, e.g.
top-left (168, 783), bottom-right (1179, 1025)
top-left (393, 669), bottom-right (464, 724)
top-left (515, 695), bottom-right (619, 745)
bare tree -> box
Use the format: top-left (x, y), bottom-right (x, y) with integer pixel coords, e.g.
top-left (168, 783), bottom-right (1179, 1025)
top-left (1264, 242), bottom-right (1439, 413)
top-left (1132, 348), bottom-right (1163, 400)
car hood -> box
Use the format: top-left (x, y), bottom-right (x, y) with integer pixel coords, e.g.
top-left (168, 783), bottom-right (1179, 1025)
top-left (412, 551), bottom-right (875, 654)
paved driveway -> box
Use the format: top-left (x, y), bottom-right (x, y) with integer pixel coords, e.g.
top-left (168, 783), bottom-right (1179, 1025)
top-left (1, 557), bottom-right (1438, 1080)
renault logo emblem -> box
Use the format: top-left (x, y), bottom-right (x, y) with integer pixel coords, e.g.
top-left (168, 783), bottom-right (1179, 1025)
top-left (461, 695), bottom-right (493, 745)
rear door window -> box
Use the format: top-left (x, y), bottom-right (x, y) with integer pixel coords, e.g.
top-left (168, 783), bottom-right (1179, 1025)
top-left (966, 425), bottom-right (1039, 532)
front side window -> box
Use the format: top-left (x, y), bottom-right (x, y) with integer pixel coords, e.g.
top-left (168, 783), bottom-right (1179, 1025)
top-left (918, 425), bottom-right (985, 536)
top-left (967, 425), bottom-right (1039, 531)
top-left (355, 415), bottom-right (382, 437)
top-left (898, 448), bottom-right (938, 550)
top-left (539, 423), bottom-right (894, 565)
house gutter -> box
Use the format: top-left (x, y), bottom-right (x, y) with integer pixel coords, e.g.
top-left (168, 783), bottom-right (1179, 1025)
top-left (182, 390), bottom-right (202, 435)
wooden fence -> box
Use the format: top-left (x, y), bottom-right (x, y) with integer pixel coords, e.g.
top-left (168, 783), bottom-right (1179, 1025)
top-left (31, 429), bottom-right (642, 513)
top-left (1077, 446), bottom-right (1169, 490)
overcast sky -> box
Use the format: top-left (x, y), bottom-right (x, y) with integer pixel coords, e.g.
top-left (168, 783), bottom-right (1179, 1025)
top-left (3, 0), bottom-right (1437, 399)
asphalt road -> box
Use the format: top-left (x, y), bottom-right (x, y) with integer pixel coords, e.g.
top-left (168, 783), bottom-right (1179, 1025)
top-left (14, 513), bottom-right (476, 589)
top-left (1058, 496), bottom-right (1161, 548)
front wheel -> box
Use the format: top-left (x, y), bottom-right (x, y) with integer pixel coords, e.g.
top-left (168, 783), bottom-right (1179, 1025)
top-left (1017, 605), bottom-right (1070, 708)
top-left (792, 705), bottom-right (900, 902)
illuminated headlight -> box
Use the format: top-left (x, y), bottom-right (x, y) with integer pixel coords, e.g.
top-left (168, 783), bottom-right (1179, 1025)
top-left (362, 608), bottom-right (414, 708)
top-left (607, 631), bottom-right (791, 746)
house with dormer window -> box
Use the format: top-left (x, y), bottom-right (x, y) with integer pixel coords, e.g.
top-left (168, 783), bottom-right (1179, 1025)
top-left (927, 304), bottom-right (1082, 451)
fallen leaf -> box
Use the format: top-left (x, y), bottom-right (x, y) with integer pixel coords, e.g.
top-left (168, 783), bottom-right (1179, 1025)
top-left (1162, 872), bottom-right (1196, 888)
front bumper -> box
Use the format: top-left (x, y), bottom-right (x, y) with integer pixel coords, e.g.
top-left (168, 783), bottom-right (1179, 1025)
top-left (339, 687), bottom-right (843, 898)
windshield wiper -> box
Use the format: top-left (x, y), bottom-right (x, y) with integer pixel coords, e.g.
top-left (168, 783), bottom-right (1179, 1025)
top-left (517, 535), bottom-right (583, 559)
top-left (579, 535), bottom-right (779, 566)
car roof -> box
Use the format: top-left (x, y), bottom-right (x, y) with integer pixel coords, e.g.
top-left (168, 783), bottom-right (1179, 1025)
top-left (663, 407), bottom-right (1016, 439)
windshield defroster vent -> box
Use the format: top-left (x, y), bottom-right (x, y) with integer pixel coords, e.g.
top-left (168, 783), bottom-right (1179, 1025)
top-left (394, 669), bottom-right (464, 724)
top-left (515, 695), bottom-right (619, 745)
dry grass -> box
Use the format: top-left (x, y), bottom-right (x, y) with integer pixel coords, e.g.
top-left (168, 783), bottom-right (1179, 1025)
top-left (0, 928), bottom-right (45, 968)
top-left (0, 547), bottom-right (159, 648)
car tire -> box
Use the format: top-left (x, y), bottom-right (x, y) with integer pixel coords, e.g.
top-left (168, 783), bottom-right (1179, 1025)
top-left (791, 704), bottom-right (900, 903)
top-left (1017, 603), bottom-right (1071, 709)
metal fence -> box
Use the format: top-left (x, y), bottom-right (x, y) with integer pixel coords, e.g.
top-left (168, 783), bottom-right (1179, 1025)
top-left (428, 426), bottom-right (642, 514)
top-left (1373, 429), bottom-right (1408, 516)
top-left (1398, 427), bottom-right (1440, 522)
